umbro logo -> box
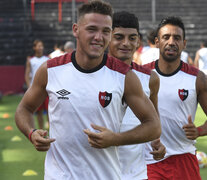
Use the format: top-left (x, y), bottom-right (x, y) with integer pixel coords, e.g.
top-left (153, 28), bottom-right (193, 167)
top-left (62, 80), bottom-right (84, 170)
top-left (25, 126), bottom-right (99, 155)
top-left (56, 89), bottom-right (71, 100)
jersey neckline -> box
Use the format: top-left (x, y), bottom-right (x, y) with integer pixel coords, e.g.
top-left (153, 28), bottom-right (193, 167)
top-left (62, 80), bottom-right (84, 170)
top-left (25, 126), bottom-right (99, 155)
top-left (71, 51), bottom-right (107, 73)
top-left (155, 60), bottom-right (183, 77)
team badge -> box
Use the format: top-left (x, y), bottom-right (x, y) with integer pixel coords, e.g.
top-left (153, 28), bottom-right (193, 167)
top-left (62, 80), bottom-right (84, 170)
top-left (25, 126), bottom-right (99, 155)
top-left (99, 91), bottom-right (112, 108)
top-left (178, 89), bottom-right (188, 101)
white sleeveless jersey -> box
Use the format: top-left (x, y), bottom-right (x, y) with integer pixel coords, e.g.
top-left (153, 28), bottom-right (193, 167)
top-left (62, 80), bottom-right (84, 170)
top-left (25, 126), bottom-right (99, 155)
top-left (141, 47), bottom-right (159, 65)
top-left (144, 60), bottom-right (198, 164)
top-left (45, 52), bottom-right (130, 180)
top-left (180, 51), bottom-right (189, 63)
top-left (119, 62), bottom-right (151, 180)
top-left (49, 49), bottom-right (64, 59)
top-left (198, 47), bottom-right (207, 74)
top-left (29, 55), bottom-right (49, 85)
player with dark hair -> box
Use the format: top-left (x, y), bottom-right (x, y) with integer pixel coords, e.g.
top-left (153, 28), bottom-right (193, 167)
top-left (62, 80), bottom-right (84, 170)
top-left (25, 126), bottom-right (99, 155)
top-left (140, 28), bottom-right (159, 65)
top-left (49, 41), bottom-right (64, 59)
top-left (109, 11), bottom-right (165, 180)
top-left (15, 1), bottom-right (161, 179)
top-left (144, 16), bottom-right (207, 180)
top-left (25, 39), bottom-right (49, 129)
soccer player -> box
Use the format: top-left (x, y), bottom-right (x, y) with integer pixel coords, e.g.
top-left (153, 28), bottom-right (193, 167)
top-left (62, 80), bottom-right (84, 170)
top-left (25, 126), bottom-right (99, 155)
top-left (108, 11), bottom-right (165, 180)
top-left (15, 1), bottom-right (161, 179)
top-left (143, 16), bottom-right (207, 180)
top-left (25, 39), bottom-right (49, 129)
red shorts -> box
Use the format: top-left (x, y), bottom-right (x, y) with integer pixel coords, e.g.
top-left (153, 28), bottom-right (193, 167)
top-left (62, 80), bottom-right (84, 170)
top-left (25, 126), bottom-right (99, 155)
top-left (36, 96), bottom-right (49, 112)
top-left (147, 153), bottom-right (201, 180)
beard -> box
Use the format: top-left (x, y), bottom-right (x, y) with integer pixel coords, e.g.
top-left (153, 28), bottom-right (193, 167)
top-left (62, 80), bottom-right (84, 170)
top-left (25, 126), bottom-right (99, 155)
top-left (161, 47), bottom-right (181, 62)
top-left (162, 53), bottom-right (180, 62)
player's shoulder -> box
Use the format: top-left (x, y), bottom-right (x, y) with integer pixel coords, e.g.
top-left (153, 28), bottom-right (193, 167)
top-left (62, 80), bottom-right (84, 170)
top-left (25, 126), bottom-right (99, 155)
top-left (47, 53), bottom-right (72, 68)
top-left (195, 69), bottom-right (207, 96)
top-left (181, 61), bottom-right (199, 76)
top-left (131, 62), bottom-right (151, 75)
top-left (106, 55), bottom-right (130, 75)
top-left (149, 70), bottom-right (160, 88)
top-left (27, 56), bottom-right (35, 61)
top-left (143, 61), bottom-right (156, 70)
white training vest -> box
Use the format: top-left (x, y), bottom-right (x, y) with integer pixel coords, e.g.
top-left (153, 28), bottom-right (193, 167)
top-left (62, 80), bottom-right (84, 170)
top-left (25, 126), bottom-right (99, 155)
top-left (141, 47), bottom-right (159, 65)
top-left (29, 55), bottom-right (49, 85)
top-left (144, 60), bottom-right (198, 164)
top-left (119, 62), bottom-right (151, 180)
top-left (198, 47), bottom-right (207, 74)
top-left (45, 52), bottom-right (130, 180)
top-left (180, 51), bottom-right (189, 63)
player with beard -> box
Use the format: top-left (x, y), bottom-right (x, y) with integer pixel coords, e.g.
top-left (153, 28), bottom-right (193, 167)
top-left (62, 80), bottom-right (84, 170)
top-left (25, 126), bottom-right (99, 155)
top-left (143, 16), bottom-right (207, 179)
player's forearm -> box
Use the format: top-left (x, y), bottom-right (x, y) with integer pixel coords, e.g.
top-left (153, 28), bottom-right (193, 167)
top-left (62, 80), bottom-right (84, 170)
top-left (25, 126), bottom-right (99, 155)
top-left (197, 120), bottom-right (207, 136)
top-left (115, 119), bottom-right (161, 146)
top-left (15, 104), bottom-right (35, 139)
top-left (25, 76), bottom-right (30, 88)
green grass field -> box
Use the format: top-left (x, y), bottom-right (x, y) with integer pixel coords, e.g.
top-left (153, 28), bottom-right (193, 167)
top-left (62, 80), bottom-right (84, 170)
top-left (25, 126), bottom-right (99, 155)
top-left (0, 95), bottom-right (46, 180)
top-left (0, 95), bottom-right (207, 179)
top-left (195, 104), bottom-right (207, 180)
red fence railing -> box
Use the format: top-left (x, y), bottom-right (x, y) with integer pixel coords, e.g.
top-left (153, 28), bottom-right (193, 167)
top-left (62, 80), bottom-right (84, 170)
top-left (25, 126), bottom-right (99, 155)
top-left (31, 0), bottom-right (88, 22)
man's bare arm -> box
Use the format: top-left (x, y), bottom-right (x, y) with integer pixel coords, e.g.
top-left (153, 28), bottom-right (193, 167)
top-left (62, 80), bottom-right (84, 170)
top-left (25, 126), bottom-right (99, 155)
top-left (149, 71), bottom-right (160, 113)
top-left (25, 58), bottom-right (31, 88)
top-left (194, 51), bottom-right (200, 68)
top-left (84, 70), bottom-right (161, 148)
top-left (183, 71), bottom-right (207, 139)
top-left (15, 62), bottom-right (55, 150)
top-left (148, 71), bottom-right (166, 160)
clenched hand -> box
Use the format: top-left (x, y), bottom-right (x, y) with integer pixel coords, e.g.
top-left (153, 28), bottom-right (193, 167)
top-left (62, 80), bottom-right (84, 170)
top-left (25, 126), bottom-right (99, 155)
top-left (84, 124), bottom-right (117, 148)
top-left (30, 129), bottom-right (56, 151)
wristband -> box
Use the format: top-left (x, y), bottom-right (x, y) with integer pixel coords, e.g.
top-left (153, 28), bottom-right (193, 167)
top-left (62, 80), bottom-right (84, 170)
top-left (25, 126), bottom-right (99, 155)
top-left (197, 127), bottom-right (203, 136)
top-left (29, 129), bottom-right (37, 142)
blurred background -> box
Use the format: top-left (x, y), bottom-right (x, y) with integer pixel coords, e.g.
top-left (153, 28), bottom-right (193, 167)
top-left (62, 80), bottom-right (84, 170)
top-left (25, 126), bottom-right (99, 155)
top-left (1, 0), bottom-right (207, 94)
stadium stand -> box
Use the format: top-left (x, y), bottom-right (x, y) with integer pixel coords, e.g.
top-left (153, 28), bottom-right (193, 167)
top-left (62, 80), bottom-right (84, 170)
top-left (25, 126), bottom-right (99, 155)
top-left (0, 0), bottom-right (207, 94)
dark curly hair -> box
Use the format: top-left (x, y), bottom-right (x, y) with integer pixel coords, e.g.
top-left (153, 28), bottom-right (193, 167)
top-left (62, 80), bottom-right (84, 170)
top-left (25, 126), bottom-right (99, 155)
top-left (112, 11), bottom-right (139, 33)
top-left (156, 16), bottom-right (185, 39)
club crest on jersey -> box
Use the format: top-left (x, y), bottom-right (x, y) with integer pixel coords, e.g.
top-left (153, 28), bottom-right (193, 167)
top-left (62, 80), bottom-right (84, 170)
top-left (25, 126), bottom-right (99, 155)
top-left (178, 89), bottom-right (188, 101)
top-left (99, 91), bottom-right (112, 108)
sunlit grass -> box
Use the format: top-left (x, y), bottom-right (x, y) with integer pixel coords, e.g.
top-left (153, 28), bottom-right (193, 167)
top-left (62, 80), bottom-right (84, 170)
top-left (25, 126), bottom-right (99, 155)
top-left (2, 149), bottom-right (34, 162)
top-left (0, 95), bottom-right (46, 180)
top-left (195, 105), bottom-right (207, 179)
top-left (0, 95), bottom-right (207, 179)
